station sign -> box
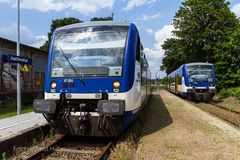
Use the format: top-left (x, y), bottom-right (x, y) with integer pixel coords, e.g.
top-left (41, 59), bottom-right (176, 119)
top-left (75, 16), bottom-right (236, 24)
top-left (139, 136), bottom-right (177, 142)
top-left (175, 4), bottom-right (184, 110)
top-left (2, 55), bottom-right (32, 65)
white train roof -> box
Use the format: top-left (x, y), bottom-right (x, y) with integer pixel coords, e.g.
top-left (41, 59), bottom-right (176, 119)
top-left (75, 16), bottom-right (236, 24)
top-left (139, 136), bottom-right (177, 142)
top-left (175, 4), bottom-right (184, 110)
top-left (185, 62), bottom-right (213, 66)
top-left (55, 21), bottom-right (131, 31)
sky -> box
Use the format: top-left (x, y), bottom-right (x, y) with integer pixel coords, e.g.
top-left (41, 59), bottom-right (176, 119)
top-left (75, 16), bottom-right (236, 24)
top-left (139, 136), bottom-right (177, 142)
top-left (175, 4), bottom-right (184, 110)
top-left (0, 0), bottom-right (239, 79)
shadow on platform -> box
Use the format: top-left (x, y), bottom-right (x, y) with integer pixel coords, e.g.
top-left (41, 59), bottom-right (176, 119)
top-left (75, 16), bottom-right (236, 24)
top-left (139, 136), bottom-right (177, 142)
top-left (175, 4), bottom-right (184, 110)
top-left (141, 93), bottom-right (173, 136)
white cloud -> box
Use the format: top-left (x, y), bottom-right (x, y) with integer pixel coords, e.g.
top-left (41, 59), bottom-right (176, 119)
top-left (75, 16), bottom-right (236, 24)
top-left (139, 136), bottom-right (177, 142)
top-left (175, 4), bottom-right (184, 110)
top-left (1, 0), bottom-right (116, 15)
top-left (231, 3), bottom-right (240, 17)
top-left (19, 0), bottom-right (65, 12)
top-left (67, 0), bottom-right (115, 15)
top-left (30, 35), bottom-right (48, 48)
top-left (154, 24), bottom-right (174, 49)
top-left (0, 23), bottom-right (47, 48)
top-left (144, 48), bottom-right (165, 78)
top-left (0, 23), bottom-right (33, 43)
top-left (139, 12), bottom-right (161, 21)
top-left (123, 0), bottom-right (157, 10)
top-left (144, 24), bottom-right (175, 78)
top-left (0, 0), bottom-right (11, 3)
top-left (145, 48), bottom-right (164, 63)
top-left (146, 28), bottom-right (154, 34)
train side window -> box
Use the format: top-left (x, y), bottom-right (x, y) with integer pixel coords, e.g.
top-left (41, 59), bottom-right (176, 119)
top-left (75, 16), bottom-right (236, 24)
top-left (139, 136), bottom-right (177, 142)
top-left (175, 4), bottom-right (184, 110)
top-left (178, 74), bottom-right (182, 84)
top-left (141, 43), bottom-right (144, 51)
top-left (182, 67), bottom-right (184, 77)
top-left (136, 36), bottom-right (140, 62)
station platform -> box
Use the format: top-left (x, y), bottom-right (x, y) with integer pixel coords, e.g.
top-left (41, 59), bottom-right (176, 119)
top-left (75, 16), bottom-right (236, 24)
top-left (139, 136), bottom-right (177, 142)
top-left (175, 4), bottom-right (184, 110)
top-left (0, 112), bottom-right (47, 141)
top-left (135, 90), bottom-right (240, 160)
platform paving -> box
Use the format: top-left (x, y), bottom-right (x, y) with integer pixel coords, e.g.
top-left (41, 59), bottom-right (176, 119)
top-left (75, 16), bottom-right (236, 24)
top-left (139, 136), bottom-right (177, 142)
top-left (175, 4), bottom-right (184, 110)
top-left (0, 112), bottom-right (47, 141)
top-left (135, 90), bottom-right (240, 160)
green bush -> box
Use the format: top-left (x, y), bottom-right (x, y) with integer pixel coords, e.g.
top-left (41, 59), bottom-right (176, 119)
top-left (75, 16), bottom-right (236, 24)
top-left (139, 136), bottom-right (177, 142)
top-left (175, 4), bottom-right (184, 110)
top-left (218, 87), bottom-right (240, 100)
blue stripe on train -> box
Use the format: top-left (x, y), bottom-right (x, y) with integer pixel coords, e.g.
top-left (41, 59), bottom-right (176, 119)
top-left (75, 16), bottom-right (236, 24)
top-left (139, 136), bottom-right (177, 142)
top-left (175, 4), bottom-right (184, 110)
top-left (122, 107), bottom-right (143, 130)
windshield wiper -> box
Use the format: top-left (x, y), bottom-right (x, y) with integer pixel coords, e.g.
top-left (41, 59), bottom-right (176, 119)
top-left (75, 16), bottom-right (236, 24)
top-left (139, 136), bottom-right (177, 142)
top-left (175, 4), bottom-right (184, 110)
top-left (59, 47), bottom-right (85, 86)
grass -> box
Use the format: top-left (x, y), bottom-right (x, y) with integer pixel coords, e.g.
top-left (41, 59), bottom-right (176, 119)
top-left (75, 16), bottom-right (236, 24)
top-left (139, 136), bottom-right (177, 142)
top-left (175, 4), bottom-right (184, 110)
top-left (151, 84), bottom-right (167, 92)
top-left (0, 100), bottom-right (33, 119)
top-left (217, 87), bottom-right (240, 100)
top-left (1, 152), bottom-right (7, 160)
top-left (109, 103), bottom-right (147, 160)
top-left (109, 140), bottom-right (135, 160)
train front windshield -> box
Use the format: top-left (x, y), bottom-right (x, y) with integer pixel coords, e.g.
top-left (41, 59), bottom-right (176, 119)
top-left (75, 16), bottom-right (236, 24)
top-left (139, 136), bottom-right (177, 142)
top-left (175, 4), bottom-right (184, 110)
top-left (187, 65), bottom-right (213, 82)
top-left (50, 26), bottom-right (129, 77)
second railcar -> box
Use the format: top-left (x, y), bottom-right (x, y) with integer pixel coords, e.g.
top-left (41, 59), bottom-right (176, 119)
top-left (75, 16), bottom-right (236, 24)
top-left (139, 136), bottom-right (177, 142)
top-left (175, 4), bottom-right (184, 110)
top-left (168, 62), bottom-right (216, 101)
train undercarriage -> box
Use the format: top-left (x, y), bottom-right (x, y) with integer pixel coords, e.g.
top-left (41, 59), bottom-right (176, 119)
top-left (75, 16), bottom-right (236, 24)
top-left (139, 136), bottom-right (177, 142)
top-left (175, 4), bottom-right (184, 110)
top-left (186, 88), bottom-right (216, 102)
top-left (34, 93), bottom-right (129, 136)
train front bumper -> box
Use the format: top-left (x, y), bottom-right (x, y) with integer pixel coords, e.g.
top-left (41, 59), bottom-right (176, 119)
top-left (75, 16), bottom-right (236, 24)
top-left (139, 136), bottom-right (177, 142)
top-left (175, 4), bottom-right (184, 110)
top-left (33, 99), bottom-right (56, 114)
top-left (187, 88), bottom-right (217, 94)
top-left (97, 100), bottom-right (125, 116)
top-left (187, 88), bottom-right (217, 101)
top-left (33, 99), bottom-right (125, 116)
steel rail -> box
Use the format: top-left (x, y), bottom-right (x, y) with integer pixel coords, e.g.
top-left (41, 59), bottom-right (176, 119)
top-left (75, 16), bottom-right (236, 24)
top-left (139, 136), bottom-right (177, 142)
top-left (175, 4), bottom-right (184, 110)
top-left (24, 136), bottom-right (116, 160)
top-left (187, 100), bottom-right (240, 128)
top-left (25, 136), bottom-right (64, 160)
top-left (209, 102), bottom-right (240, 115)
top-left (96, 138), bottom-right (117, 160)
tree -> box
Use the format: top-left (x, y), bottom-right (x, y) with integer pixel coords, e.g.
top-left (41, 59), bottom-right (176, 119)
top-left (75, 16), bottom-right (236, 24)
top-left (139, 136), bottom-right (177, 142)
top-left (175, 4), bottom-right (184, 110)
top-left (160, 76), bottom-right (168, 85)
top-left (214, 22), bottom-right (240, 89)
top-left (40, 17), bottom-right (82, 51)
top-left (173, 0), bottom-right (237, 63)
top-left (161, 38), bottom-right (186, 74)
top-left (90, 16), bottom-right (113, 21)
top-left (160, 0), bottom-right (240, 89)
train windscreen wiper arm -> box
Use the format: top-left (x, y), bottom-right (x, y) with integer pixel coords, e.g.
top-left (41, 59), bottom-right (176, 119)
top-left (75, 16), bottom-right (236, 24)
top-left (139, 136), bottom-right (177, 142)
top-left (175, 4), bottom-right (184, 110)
top-left (59, 47), bottom-right (85, 86)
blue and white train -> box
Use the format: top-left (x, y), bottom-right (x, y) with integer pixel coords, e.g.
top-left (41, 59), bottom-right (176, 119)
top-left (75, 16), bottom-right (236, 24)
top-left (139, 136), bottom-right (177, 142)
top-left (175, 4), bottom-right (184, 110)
top-left (34, 21), bottom-right (151, 136)
top-left (168, 62), bottom-right (216, 101)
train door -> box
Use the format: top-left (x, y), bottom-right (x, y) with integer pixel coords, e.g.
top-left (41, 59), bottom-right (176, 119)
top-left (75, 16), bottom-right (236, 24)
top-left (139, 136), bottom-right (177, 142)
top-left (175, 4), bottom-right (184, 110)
top-left (175, 74), bottom-right (178, 94)
top-left (140, 51), bottom-right (147, 103)
top-left (135, 35), bottom-right (142, 107)
top-left (181, 67), bottom-right (184, 93)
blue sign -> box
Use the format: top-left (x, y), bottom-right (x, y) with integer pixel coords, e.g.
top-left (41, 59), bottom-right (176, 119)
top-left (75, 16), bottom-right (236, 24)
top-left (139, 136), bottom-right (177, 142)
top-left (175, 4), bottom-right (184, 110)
top-left (2, 55), bottom-right (32, 65)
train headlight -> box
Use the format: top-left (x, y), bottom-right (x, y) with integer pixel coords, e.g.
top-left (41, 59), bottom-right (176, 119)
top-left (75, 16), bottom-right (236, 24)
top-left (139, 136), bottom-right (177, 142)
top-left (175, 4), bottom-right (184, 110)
top-left (208, 78), bottom-right (213, 82)
top-left (51, 81), bottom-right (57, 89)
top-left (113, 81), bottom-right (120, 88)
top-left (189, 79), bottom-right (193, 82)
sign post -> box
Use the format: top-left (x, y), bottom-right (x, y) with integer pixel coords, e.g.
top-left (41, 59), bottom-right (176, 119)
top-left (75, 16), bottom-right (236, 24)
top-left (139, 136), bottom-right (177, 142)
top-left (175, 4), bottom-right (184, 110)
top-left (17, 0), bottom-right (21, 115)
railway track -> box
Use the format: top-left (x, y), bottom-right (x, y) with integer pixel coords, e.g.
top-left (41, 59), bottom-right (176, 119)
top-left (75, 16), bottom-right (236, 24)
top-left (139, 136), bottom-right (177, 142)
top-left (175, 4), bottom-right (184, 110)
top-left (188, 100), bottom-right (240, 128)
top-left (209, 102), bottom-right (240, 115)
top-left (167, 91), bottom-right (240, 128)
top-left (23, 136), bottom-right (116, 160)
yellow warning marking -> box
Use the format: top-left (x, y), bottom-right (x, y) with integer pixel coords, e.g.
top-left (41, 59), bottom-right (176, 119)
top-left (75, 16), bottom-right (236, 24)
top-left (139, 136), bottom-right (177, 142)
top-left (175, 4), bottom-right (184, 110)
top-left (36, 80), bottom-right (41, 85)
top-left (22, 64), bottom-right (29, 73)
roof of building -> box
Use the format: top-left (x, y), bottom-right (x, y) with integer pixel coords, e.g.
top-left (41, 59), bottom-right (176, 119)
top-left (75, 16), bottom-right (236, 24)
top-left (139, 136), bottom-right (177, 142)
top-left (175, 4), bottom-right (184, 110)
top-left (0, 37), bottom-right (47, 54)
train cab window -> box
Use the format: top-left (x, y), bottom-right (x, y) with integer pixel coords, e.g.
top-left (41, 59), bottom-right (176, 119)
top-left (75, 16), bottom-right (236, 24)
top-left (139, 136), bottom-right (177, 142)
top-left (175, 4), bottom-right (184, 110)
top-left (50, 26), bottom-right (129, 78)
top-left (136, 36), bottom-right (140, 62)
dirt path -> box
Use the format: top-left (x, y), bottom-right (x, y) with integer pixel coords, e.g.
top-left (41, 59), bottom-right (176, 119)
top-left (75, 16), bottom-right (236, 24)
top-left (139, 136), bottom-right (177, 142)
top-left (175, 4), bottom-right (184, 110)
top-left (135, 90), bottom-right (240, 160)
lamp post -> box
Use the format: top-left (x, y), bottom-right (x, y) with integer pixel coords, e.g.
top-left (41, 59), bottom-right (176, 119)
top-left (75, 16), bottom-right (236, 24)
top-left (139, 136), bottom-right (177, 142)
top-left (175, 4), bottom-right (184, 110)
top-left (17, 0), bottom-right (21, 115)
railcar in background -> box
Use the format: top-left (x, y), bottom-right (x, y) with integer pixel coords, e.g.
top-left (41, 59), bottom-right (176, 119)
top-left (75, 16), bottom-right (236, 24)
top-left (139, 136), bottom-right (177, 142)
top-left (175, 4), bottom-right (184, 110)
top-left (168, 62), bottom-right (216, 101)
top-left (34, 21), bottom-right (151, 136)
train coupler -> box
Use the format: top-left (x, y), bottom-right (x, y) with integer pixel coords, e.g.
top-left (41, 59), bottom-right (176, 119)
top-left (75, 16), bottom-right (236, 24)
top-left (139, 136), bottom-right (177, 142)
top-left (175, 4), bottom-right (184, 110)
top-left (78, 103), bottom-right (90, 135)
top-left (98, 115), bottom-right (110, 130)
